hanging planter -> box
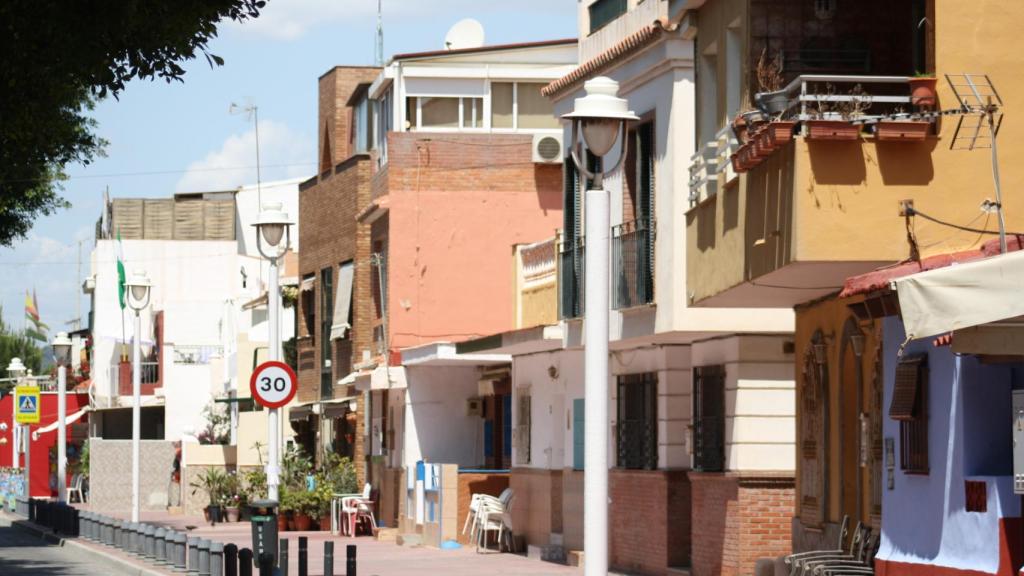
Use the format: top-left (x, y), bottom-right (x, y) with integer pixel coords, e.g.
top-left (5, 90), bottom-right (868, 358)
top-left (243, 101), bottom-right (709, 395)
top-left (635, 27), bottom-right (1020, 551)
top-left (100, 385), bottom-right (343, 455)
top-left (766, 121), bottom-right (797, 147)
top-left (908, 76), bottom-right (938, 107)
top-left (730, 152), bottom-right (747, 174)
top-left (805, 120), bottom-right (860, 141)
top-left (875, 120), bottom-right (930, 142)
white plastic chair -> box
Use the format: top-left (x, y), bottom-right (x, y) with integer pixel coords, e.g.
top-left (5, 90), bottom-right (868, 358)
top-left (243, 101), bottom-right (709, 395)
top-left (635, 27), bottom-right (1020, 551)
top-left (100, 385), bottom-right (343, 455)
top-left (476, 490), bottom-right (515, 553)
top-left (341, 483), bottom-right (376, 536)
top-left (68, 474), bottom-right (85, 503)
top-left (463, 488), bottom-right (512, 542)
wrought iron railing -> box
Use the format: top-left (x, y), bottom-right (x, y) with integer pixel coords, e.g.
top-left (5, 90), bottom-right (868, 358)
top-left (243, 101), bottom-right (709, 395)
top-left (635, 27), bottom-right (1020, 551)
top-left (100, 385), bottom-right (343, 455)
top-left (693, 415), bottom-right (725, 472)
top-left (612, 218), bottom-right (655, 310)
top-left (616, 419), bottom-right (657, 470)
top-left (558, 238), bottom-right (585, 320)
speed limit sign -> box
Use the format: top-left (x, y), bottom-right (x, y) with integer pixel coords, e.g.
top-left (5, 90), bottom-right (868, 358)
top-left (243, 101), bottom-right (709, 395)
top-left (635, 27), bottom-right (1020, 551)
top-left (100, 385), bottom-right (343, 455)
top-left (250, 361), bottom-right (298, 408)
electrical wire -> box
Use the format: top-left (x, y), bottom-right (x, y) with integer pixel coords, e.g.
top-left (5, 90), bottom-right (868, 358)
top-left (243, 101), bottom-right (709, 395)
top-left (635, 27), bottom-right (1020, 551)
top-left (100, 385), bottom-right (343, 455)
top-left (909, 206), bottom-right (1021, 236)
top-left (0, 162), bottom-right (316, 185)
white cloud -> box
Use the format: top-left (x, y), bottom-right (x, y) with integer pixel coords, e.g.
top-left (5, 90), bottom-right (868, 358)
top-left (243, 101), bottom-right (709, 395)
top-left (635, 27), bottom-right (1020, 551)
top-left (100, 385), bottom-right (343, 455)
top-left (175, 120), bottom-right (312, 193)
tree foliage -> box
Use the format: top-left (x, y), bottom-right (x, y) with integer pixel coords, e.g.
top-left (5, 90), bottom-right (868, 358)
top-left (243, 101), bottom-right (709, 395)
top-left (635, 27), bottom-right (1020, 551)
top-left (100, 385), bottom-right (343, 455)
top-left (0, 1), bottom-right (267, 246)
top-left (0, 307), bottom-right (43, 382)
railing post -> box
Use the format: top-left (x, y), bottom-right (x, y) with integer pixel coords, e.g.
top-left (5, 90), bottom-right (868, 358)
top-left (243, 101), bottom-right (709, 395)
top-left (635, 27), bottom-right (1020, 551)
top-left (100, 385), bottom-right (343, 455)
top-left (174, 532), bottom-right (188, 573)
top-left (144, 524), bottom-right (156, 559)
top-left (225, 543), bottom-right (239, 576)
top-left (164, 529), bottom-right (178, 566)
top-left (323, 541), bottom-right (334, 576)
top-left (346, 544), bottom-right (356, 576)
top-left (239, 549), bottom-right (253, 576)
top-left (298, 536), bottom-right (308, 576)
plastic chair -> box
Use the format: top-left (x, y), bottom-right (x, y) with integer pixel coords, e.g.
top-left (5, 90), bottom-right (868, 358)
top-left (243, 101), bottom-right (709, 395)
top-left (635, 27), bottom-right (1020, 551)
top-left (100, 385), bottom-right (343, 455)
top-left (68, 474), bottom-right (85, 503)
top-left (476, 491), bottom-right (515, 553)
top-left (463, 488), bottom-right (513, 543)
top-left (341, 483), bottom-right (376, 537)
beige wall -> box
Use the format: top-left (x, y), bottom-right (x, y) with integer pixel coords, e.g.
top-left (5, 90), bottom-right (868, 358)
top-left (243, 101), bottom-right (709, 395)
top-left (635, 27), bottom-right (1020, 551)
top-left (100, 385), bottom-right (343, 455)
top-left (90, 439), bottom-right (176, 513)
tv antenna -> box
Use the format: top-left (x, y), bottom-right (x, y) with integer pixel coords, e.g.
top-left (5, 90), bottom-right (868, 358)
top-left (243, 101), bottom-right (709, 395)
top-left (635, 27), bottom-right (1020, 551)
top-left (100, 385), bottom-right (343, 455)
top-left (229, 102), bottom-right (262, 207)
top-left (375, 0), bottom-right (384, 66)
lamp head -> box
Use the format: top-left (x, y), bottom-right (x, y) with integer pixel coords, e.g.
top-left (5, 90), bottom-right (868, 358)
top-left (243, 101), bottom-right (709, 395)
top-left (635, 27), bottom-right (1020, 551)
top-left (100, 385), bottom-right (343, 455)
top-left (562, 76), bottom-right (638, 158)
top-left (253, 202), bottom-right (292, 248)
top-left (126, 270), bottom-right (152, 311)
top-left (52, 332), bottom-right (72, 366)
top-left (6, 357), bottom-right (26, 377)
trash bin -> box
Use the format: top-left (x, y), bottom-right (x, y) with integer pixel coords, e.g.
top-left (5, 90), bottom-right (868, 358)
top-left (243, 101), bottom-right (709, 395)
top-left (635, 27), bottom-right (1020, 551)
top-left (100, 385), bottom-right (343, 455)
top-left (248, 499), bottom-right (279, 567)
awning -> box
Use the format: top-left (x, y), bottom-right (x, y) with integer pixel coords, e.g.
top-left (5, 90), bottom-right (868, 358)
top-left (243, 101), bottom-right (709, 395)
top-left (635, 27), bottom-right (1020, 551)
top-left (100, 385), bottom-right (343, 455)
top-left (354, 366), bottom-right (407, 391)
top-left (894, 249), bottom-right (1024, 340)
top-left (242, 292), bottom-right (268, 311)
top-left (289, 402), bottom-right (317, 422)
top-left (322, 395), bottom-right (358, 419)
top-left (329, 261), bottom-right (354, 340)
top-left (32, 407), bottom-right (91, 440)
top-left (300, 276), bottom-right (316, 293)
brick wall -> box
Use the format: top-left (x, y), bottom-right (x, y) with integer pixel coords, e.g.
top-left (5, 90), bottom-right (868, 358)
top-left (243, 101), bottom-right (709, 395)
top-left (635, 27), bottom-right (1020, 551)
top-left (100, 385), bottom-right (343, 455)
top-left (609, 468), bottom-right (691, 576)
top-left (456, 472), bottom-right (510, 545)
top-left (689, 472), bottom-right (796, 576)
top-left (318, 67), bottom-right (380, 171)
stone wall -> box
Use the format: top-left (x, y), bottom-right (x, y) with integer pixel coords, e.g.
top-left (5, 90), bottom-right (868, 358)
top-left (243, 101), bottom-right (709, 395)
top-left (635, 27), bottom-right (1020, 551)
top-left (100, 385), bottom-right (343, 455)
top-left (89, 439), bottom-right (176, 513)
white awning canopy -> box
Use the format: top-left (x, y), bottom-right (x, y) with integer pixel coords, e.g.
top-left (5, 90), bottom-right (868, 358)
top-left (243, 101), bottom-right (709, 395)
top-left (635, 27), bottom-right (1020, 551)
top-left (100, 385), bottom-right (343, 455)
top-left (300, 276), bottom-right (316, 293)
top-left (354, 366), bottom-right (407, 391)
top-left (894, 249), bottom-right (1024, 340)
top-left (329, 261), bottom-right (354, 341)
top-left (32, 406), bottom-right (91, 440)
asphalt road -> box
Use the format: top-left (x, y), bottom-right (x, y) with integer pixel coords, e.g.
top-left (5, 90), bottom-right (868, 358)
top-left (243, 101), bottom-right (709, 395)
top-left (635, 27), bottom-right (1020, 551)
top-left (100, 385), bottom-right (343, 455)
top-left (0, 517), bottom-right (121, 575)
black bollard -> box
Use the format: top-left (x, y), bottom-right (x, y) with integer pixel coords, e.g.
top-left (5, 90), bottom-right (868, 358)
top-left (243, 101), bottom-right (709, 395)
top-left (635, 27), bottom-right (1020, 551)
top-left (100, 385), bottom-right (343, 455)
top-left (224, 543), bottom-right (238, 576)
top-left (278, 538), bottom-right (289, 576)
top-left (238, 548), bottom-right (253, 576)
top-left (257, 552), bottom-right (274, 576)
top-left (323, 541), bottom-right (334, 576)
top-left (298, 536), bottom-right (308, 576)
top-left (346, 544), bottom-right (356, 576)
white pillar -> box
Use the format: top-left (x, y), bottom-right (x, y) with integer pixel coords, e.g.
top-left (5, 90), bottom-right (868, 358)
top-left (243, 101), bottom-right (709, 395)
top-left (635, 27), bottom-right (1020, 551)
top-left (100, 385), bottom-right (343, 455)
top-left (132, 310), bottom-right (142, 522)
top-left (57, 365), bottom-right (67, 503)
top-left (583, 185), bottom-right (610, 576)
top-left (267, 254), bottom-right (280, 501)
top-left (24, 423), bottom-right (31, 497)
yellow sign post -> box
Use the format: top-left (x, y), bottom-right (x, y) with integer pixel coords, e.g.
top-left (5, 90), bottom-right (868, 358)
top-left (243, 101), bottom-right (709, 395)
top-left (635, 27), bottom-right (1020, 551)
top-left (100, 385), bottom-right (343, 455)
top-left (15, 385), bottom-right (40, 424)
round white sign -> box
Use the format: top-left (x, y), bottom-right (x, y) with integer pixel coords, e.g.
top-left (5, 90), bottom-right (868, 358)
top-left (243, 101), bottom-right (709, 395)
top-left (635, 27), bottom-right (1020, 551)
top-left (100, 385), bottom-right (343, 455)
top-left (249, 361), bottom-right (297, 408)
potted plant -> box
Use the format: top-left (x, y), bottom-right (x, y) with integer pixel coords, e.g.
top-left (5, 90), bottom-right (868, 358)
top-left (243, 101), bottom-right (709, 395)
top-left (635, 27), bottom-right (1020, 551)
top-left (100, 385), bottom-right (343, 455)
top-left (753, 48), bottom-right (788, 115)
top-left (804, 84), bottom-right (868, 141)
top-left (765, 120), bottom-right (797, 148)
top-left (908, 72), bottom-right (938, 107)
top-left (190, 467), bottom-right (227, 525)
top-left (222, 471), bottom-right (242, 522)
top-left (278, 487), bottom-right (293, 531)
top-left (875, 115), bottom-right (931, 142)
top-left (291, 490), bottom-right (314, 532)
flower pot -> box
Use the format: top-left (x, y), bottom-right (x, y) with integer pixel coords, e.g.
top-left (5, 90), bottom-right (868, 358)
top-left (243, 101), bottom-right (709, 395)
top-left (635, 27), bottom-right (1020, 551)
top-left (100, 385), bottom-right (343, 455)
top-left (225, 506), bottom-right (240, 522)
top-left (277, 514), bottom-right (288, 532)
top-left (908, 77), bottom-right (938, 107)
top-left (805, 120), bottom-right (860, 141)
top-left (293, 513), bottom-right (312, 532)
top-left (730, 153), bottom-right (747, 174)
top-left (754, 130), bottom-right (776, 156)
top-left (755, 91), bottom-right (790, 115)
top-left (206, 505), bottom-right (222, 525)
top-left (875, 121), bottom-right (930, 142)
top-left (766, 121), bottom-right (796, 147)
top-left (319, 514), bottom-right (332, 531)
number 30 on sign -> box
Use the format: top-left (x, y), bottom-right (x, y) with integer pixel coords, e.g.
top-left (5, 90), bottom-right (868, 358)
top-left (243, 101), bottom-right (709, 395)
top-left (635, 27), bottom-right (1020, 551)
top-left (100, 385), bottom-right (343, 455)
top-left (249, 361), bottom-right (298, 409)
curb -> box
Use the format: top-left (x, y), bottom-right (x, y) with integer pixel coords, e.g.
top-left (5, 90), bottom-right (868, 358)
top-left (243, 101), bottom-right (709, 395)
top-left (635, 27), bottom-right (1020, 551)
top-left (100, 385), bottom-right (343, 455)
top-left (2, 512), bottom-right (171, 576)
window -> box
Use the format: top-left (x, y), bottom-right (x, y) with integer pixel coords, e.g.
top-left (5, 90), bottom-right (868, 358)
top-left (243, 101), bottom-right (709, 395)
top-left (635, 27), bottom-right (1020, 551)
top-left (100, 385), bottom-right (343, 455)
top-left (891, 355), bottom-right (928, 474)
top-left (376, 91), bottom-right (392, 165)
top-left (800, 347), bottom-right (828, 526)
top-left (573, 398), bottom-right (585, 470)
top-left (353, 96), bottom-right (373, 153)
top-left (491, 82), bottom-right (558, 130)
top-left (491, 82), bottom-right (514, 128)
top-left (516, 389), bottom-right (531, 465)
top-left (420, 96), bottom-right (459, 128)
top-left (406, 96), bottom-right (486, 130)
top-left (301, 273), bottom-right (316, 340)
top-left (320, 267), bottom-right (334, 399)
top-left (693, 365), bottom-right (726, 472)
top-left (464, 97), bottom-right (483, 128)
top-left (617, 372), bottom-right (657, 469)
top-left (589, 0), bottom-right (627, 34)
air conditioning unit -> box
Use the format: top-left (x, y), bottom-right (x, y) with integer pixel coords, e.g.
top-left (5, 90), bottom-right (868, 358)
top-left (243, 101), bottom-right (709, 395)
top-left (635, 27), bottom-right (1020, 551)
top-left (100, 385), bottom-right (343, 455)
top-left (466, 397), bottom-right (483, 417)
top-left (532, 133), bottom-right (564, 164)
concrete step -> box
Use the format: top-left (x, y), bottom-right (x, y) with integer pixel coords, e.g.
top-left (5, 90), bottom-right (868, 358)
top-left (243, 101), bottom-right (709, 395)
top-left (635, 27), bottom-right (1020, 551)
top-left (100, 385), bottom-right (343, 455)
top-left (567, 550), bottom-right (584, 568)
top-left (396, 532), bottom-right (423, 547)
top-left (667, 567), bottom-right (692, 576)
top-left (375, 527), bottom-right (398, 542)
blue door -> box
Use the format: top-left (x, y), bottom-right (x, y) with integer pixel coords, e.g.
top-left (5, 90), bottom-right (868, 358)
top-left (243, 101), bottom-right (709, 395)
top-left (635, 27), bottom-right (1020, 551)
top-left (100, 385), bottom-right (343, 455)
top-left (573, 398), bottom-right (585, 470)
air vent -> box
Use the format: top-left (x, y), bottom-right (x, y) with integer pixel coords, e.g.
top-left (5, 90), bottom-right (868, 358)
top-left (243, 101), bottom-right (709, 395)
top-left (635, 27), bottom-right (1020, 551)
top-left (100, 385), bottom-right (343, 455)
top-left (532, 133), bottom-right (564, 164)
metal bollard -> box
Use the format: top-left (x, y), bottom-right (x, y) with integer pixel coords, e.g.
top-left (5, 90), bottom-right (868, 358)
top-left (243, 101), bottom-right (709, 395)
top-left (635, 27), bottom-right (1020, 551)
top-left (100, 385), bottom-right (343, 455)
top-left (127, 523), bottom-right (138, 555)
top-left (106, 517), bottom-right (115, 546)
top-left (174, 532), bottom-right (188, 572)
top-left (298, 536), bottom-right (308, 576)
top-left (198, 538), bottom-right (211, 576)
top-left (278, 538), bottom-right (289, 576)
top-left (145, 524), bottom-right (157, 559)
top-left (154, 527), bottom-right (167, 564)
top-left (346, 544), bottom-right (357, 576)
top-left (188, 537), bottom-right (200, 575)
top-left (210, 541), bottom-right (224, 576)
top-left (78, 510), bottom-right (87, 539)
top-left (257, 552), bottom-right (274, 576)
top-left (324, 541), bottom-right (334, 576)
top-left (224, 543), bottom-right (238, 576)
top-left (163, 529), bottom-right (177, 566)
top-left (114, 521), bottom-right (123, 549)
top-left (238, 548), bottom-right (253, 576)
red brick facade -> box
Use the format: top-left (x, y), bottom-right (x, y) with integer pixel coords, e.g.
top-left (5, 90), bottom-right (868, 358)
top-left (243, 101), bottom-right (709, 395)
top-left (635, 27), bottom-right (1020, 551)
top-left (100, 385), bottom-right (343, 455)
top-left (689, 472), bottom-right (795, 576)
top-left (608, 469), bottom-right (692, 576)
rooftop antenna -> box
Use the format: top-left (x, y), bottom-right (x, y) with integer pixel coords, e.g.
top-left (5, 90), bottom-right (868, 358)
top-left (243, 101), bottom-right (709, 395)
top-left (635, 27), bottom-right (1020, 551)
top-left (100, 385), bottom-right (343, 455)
top-left (229, 102), bottom-right (262, 207)
top-left (375, 0), bottom-right (384, 66)
top-left (945, 74), bottom-right (1006, 252)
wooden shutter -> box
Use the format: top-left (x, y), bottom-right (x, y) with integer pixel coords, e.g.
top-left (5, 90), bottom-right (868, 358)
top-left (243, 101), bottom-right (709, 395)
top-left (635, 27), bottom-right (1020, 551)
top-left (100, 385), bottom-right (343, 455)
top-left (516, 390), bottom-right (531, 465)
top-left (573, 398), bottom-right (585, 470)
top-left (890, 355), bottom-right (925, 420)
top-left (894, 355), bottom-right (929, 473)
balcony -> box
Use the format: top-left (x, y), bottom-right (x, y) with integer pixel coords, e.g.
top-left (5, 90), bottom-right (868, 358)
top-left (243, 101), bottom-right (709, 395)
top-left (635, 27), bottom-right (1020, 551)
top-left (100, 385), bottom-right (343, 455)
top-left (558, 238), bottom-right (585, 320)
top-left (111, 361), bottom-right (160, 396)
top-left (612, 219), bottom-right (655, 310)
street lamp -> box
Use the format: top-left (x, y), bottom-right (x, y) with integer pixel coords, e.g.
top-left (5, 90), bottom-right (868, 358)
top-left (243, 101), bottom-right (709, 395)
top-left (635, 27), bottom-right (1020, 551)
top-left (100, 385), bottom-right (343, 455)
top-left (125, 270), bottom-right (152, 523)
top-left (6, 358), bottom-right (26, 473)
top-left (252, 201), bottom-right (293, 501)
top-left (52, 332), bottom-right (72, 503)
top-left (561, 76), bottom-right (637, 576)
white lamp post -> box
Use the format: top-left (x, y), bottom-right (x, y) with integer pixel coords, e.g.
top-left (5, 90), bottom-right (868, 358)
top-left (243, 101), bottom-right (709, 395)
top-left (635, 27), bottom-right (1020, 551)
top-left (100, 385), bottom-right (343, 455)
top-left (252, 201), bottom-right (293, 502)
top-left (125, 270), bottom-right (152, 522)
top-left (561, 76), bottom-right (637, 576)
top-left (52, 332), bottom-right (72, 503)
top-left (7, 358), bottom-right (26, 473)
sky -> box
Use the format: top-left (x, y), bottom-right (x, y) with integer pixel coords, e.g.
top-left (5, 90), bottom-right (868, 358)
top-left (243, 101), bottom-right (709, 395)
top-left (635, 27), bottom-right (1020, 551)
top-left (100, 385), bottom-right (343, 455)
top-left (0, 0), bottom-right (578, 336)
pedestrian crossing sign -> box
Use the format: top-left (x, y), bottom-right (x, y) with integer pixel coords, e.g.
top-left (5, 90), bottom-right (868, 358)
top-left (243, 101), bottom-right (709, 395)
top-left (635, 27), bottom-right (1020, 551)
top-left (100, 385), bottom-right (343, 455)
top-left (15, 385), bottom-right (40, 424)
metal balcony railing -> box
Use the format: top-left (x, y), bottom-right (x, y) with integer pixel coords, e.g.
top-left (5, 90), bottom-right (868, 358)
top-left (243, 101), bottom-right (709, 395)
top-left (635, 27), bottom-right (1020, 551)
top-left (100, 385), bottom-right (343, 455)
top-left (612, 219), bottom-right (654, 310)
top-left (558, 238), bottom-right (585, 320)
top-left (110, 362), bottom-right (160, 396)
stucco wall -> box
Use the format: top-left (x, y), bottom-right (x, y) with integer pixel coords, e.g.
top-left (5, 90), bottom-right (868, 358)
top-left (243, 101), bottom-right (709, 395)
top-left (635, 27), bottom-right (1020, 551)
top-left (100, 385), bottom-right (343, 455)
top-left (402, 366), bottom-right (483, 469)
top-left (90, 439), bottom-right (176, 512)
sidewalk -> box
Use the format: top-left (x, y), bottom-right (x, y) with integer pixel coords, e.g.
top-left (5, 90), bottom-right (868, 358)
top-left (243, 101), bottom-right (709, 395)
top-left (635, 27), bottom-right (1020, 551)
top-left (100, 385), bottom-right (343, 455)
top-left (76, 506), bottom-right (581, 576)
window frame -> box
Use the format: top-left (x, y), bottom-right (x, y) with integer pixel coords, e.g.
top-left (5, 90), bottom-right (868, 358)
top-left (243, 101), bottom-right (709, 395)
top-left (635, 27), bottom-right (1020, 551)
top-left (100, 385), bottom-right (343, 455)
top-left (892, 354), bottom-right (929, 475)
top-left (588, 0), bottom-right (628, 35)
top-left (693, 364), bottom-right (726, 472)
top-left (319, 266), bottom-right (334, 399)
top-left (616, 372), bottom-right (658, 470)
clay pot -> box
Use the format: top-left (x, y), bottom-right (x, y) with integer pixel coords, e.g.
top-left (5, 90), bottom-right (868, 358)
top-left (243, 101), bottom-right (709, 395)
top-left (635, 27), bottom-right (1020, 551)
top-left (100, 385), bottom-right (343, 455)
top-left (875, 121), bottom-right (930, 142)
top-left (293, 513), bottom-right (312, 532)
top-left (766, 121), bottom-right (796, 147)
top-left (277, 514), bottom-right (288, 532)
top-left (225, 506), bottom-right (240, 522)
top-left (908, 77), bottom-right (938, 107)
top-left (805, 120), bottom-right (860, 141)
top-left (320, 514), bottom-right (332, 531)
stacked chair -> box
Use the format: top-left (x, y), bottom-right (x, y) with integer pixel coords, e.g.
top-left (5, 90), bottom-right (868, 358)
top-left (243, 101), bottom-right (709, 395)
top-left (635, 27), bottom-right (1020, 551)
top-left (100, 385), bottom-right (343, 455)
top-left (785, 516), bottom-right (879, 576)
top-left (461, 488), bottom-right (515, 553)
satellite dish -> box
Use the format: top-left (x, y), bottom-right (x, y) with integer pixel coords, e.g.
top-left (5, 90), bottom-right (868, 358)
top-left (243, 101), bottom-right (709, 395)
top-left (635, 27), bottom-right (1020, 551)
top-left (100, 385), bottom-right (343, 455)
top-left (444, 18), bottom-right (485, 51)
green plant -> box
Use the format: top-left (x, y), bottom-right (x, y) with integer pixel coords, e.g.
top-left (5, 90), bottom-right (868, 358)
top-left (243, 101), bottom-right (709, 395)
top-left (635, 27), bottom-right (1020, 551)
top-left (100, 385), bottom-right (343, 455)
top-left (190, 467), bottom-right (228, 507)
top-left (77, 439), bottom-right (90, 477)
top-left (221, 471), bottom-right (243, 508)
top-left (278, 485), bottom-right (296, 513)
top-left (319, 452), bottom-right (359, 495)
top-left (913, 70), bottom-right (935, 78)
top-left (281, 444), bottom-right (313, 491)
top-left (242, 467), bottom-right (267, 504)
top-left (313, 473), bottom-right (335, 517)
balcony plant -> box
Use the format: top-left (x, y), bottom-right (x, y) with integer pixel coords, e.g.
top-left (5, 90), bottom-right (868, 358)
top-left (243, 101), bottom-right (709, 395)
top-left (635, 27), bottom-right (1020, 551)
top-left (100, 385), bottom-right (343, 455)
top-left (909, 72), bottom-right (938, 107)
top-left (753, 48), bottom-right (788, 116)
top-left (765, 120), bottom-right (797, 148)
top-left (190, 467), bottom-right (227, 525)
top-left (875, 108), bottom-right (931, 142)
top-left (804, 84), bottom-right (868, 141)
